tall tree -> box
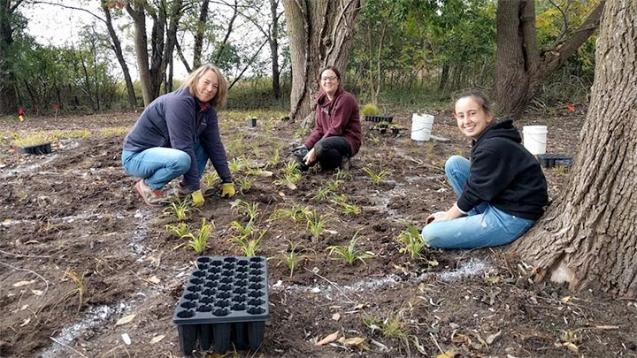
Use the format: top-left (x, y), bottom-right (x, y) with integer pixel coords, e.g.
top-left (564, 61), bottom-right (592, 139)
top-left (192, 0), bottom-right (210, 69)
top-left (495, 0), bottom-right (604, 119)
top-left (0, 0), bottom-right (25, 114)
top-left (511, 0), bottom-right (637, 298)
top-left (283, 0), bottom-right (361, 123)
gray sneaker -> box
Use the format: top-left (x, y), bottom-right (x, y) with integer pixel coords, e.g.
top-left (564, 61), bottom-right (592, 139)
top-left (135, 180), bottom-right (169, 207)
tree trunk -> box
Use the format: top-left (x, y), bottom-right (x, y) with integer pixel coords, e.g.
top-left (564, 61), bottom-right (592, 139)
top-left (126, 2), bottom-right (153, 106)
top-left (494, 0), bottom-right (604, 119)
top-left (102, 4), bottom-right (137, 108)
top-left (269, 0), bottom-right (281, 99)
top-left (0, 0), bottom-right (18, 114)
top-left (511, 0), bottom-right (637, 298)
top-left (282, 0), bottom-right (361, 123)
top-left (192, 0), bottom-right (210, 69)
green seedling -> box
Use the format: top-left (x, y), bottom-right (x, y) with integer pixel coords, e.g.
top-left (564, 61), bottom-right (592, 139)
top-left (183, 219), bottom-right (214, 254)
top-left (267, 147), bottom-right (281, 168)
top-left (230, 220), bottom-right (256, 240)
top-left (237, 177), bottom-right (253, 194)
top-left (64, 269), bottom-right (87, 312)
top-left (202, 171), bottom-right (219, 187)
top-left (229, 157), bottom-right (247, 174)
top-left (363, 312), bottom-right (409, 343)
top-left (269, 204), bottom-right (312, 222)
top-left (277, 241), bottom-right (310, 278)
top-left (424, 141), bottom-right (435, 161)
top-left (165, 222), bottom-right (190, 238)
top-left (327, 234), bottom-right (375, 265)
top-left (231, 227), bottom-right (267, 256)
top-left (333, 169), bottom-right (352, 181)
top-left (313, 179), bottom-right (342, 202)
top-left (554, 165), bottom-right (568, 176)
top-left (362, 167), bottom-right (389, 185)
top-left (274, 161), bottom-right (301, 189)
top-left (165, 198), bottom-right (190, 221)
top-left (306, 210), bottom-right (327, 239)
top-left (396, 225), bottom-right (425, 259)
top-left (332, 195), bottom-right (361, 216)
top-left (360, 102), bottom-right (380, 116)
top-left (240, 237), bottom-right (262, 257)
top-left (12, 133), bottom-right (51, 147)
top-left (97, 127), bottom-right (128, 138)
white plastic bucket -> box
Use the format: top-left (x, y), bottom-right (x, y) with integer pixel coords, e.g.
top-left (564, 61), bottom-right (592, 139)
top-left (411, 113), bottom-right (434, 141)
top-left (523, 125), bottom-right (548, 155)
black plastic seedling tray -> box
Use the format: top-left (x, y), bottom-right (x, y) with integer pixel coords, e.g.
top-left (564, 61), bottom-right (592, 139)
top-left (17, 142), bottom-right (52, 155)
top-left (536, 154), bottom-right (573, 168)
top-left (173, 256), bottom-right (270, 355)
top-left (363, 115), bottom-right (393, 123)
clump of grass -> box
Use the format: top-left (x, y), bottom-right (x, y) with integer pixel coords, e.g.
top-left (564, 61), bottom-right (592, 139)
top-left (395, 224), bottom-right (425, 259)
top-left (231, 200), bottom-right (259, 223)
top-left (267, 147), bottom-right (281, 168)
top-left (202, 171), bottom-right (219, 187)
top-left (229, 157), bottom-right (248, 174)
top-left (12, 133), bottom-right (51, 147)
top-left (362, 312), bottom-right (409, 343)
top-left (306, 210), bottom-right (327, 239)
top-left (165, 222), bottom-right (189, 238)
top-left (269, 204), bottom-right (312, 222)
top-left (327, 233), bottom-right (375, 265)
top-left (362, 166), bottom-right (389, 185)
top-left (554, 165), bottom-right (568, 176)
top-left (277, 241), bottom-right (310, 278)
top-left (236, 177), bottom-right (252, 194)
top-left (97, 127), bottom-right (128, 138)
top-left (313, 179), bottom-right (342, 201)
top-left (184, 219), bottom-right (214, 254)
top-left (332, 194), bottom-right (361, 216)
top-left (165, 198), bottom-right (190, 221)
top-left (274, 161), bottom-right (302, 190)
top-left (360, 103), bottom-right (380, 116)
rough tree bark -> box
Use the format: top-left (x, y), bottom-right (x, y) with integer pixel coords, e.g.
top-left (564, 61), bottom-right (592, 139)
top-left (192, 0), bottom-right (210, 69)
top-left (269, 0), bottom-right (281, 99)
top-left (495, 0), bottom-right (605, 119)
top-left (511, 0), bottom-right (637, 298)
top-left (282, 0), bottom-right (361, 123)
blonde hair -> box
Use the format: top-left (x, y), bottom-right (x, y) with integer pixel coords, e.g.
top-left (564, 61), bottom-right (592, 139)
top-left (180, 64), bottom-right (228, 108)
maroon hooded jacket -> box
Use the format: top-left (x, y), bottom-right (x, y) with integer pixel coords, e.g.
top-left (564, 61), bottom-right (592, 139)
top-left (304, 87), bottom-right (362, 156)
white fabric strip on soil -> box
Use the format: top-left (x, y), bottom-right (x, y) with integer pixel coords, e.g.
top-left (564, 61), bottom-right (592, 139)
top-left (0, 154), bottom-right (59, 178)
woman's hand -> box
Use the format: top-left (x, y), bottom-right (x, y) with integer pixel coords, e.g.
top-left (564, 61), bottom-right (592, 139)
top-left (304, 148), bottom-right (317, 165)
top-left (426, 211), bottom-right (448, 224)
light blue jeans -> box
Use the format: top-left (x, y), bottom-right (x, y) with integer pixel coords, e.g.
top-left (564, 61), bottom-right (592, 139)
top-left (122, 144), bottom-right (209, 190)
top-left (421, 155), bottom-right (535, 249)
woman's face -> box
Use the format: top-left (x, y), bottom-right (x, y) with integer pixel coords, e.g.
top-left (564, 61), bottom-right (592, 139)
top-left (319, 69), bottom-right (340, 97)
top-left (195, 70), bottom-right (219, 103)
top-left (454, 96), bottom-right (494, 139)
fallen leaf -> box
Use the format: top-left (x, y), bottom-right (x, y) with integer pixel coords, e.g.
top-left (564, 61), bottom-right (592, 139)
top-left (150, 335), bottom-right (165, 344)
top-left (121, 333), bottom-right (132, 345)
top-left (332, 313), bottom-right (341, 321)
top-left (13, 280), bottom-right (36, 287)
top-left (257, 170), bottom-right (273, 177)
top-left (486, 331), bottom-right (501, 345)
top-left (563, 342), bottom-right (578, 352)
top-left (338, 336), bottom-right (367, 348)
top-left (31, 289), bottom-right (44, 296)
top-left (20, 304), bottom-right (29, 311)
top-left (286, 182), bottom-right (297, 190)
top-left (147, 276), bottom-right (161, 284)
top-left (436, 350), bottom-right (457, 358)
top-left (20, 318), bottom-right (31, 327)
top-left (560, 296), bottom-right (572, 304)
top-left (315, 331), bottom-right (339, 346)
top-left (115, 314), bottom-right (136, 326)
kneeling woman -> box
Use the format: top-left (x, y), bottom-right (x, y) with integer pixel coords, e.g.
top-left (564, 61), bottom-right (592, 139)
top-left (300, 66), bottom-right (361, 171)
top-left (422, 92), bottom-right (548, 249)
top-left (122, 64), bottom-right (235, 207)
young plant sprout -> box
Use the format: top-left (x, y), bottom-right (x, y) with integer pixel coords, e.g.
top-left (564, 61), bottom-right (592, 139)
top-left (267, 147), bottom-right (281, 168)
top-left (229, 157), bottom-right (247, 174)
top-left (269, 204), bottom-right (312, 222)
top-left (396, 224), bottom-right (425, 259)
top-left (231, 200), bottom-right (260, 223)
top-left (236, 177), bottom-right (253, 194)
top-left (202, 171), bottom-right (219, 187)
top-left (306, 210), bottom-right (327, 239)
top-left (277, 241), bottom-right (309, 278)
top-left (362, 166), bottom-right (389, 185)
top-left (332, 195), bottom-right (362, 216)
top-left (184, 219), bottom-right (214, 254)
top-left (313, 179), bottom-right (342, 201)
top-left (165, 198), bottom-right (190, 221)
top-left (165, 222), bottom-right (190, 238)
top-left (327, 233), bottom-right (375, 265)
top-left (274, 161), bottom-right (302, 189)
top-left (64, 269), bottom-right (87, 312)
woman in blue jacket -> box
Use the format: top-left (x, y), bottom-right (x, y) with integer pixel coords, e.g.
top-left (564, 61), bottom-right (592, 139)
top-left (122, 64), bottom-right (236, 207)
top-left (421, 92), bottom-right (548, 249)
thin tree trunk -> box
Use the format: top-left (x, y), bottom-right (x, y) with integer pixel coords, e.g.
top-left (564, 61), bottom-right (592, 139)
top-left (511, 0), bottom-right (637, 298)
top-left (193, 0), bottom-right (210, 69)
top-left (215, 0), bottom-right (238, 64)
top-left (102, 4), bottom-right (136, 108)
top-left (126, 2), bottom-right (153, 106)
top-left (269, 0), bottom-right (281, 99)
top-left (175, 38), bottom-right (191, 73)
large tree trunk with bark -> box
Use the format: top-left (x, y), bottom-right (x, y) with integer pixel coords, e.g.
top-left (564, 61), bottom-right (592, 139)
top-left (269, 0), bottom-right (281, 99)
top-left (127, 2), bottom-right (153, 106)
top-left (495, 0), bottom-right (605, 119)
top-left (511, 0), bottom-right (637, 298)
top-left (282, 0), bottom-right (361, 123)
top-left (0, 0), bottom-right (18, 114)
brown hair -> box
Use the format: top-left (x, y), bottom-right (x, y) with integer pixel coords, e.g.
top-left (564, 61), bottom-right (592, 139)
top-left (318, 66), bottom-right (342, 83)
top-left (179, 63), bottom-right (228, 108)
top-left (454, 91), bottom-right (492, 115)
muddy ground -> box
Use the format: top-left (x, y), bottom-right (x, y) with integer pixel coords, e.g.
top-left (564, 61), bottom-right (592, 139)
top-left (0, 109), bottom-right (635, 358)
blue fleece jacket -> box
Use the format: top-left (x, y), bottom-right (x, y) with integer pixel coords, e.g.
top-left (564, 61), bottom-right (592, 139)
top-left (123, 88), bottom-right (232, 191)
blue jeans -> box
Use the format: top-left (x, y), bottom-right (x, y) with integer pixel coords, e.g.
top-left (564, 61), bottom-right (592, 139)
top-left (122, 144), bottom-right (209, 190)
top-left (421, 155), bottom-right (535, 249)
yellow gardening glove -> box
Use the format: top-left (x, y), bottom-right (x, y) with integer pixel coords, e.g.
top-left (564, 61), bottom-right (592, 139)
top-left (191, 190), bottom-right (205, 207)
top-left (221, 182), bottom-right (236, 198)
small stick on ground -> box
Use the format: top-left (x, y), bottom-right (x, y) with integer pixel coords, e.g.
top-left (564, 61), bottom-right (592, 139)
top-left (49, 337), bottom-right (88, 358)
top-left (304, 267), bottom-right (358, 303)
top-left (0, 261), bottom-right (50, 296)
top-left (0, 249), bottom-right (52, 259)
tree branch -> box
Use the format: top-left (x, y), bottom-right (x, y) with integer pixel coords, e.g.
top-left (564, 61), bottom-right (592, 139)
top-left (31, 1), bottom-right (106, 24)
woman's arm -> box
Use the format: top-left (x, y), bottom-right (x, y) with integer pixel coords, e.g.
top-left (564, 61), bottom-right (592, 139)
top-left (201, 110), bottom-right (232, 183)
top-left (321, 93), bottom-right (356, 138)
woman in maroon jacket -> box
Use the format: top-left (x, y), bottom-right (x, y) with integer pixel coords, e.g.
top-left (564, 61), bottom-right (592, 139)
top-left (299, 66), bottom-right (362, 171)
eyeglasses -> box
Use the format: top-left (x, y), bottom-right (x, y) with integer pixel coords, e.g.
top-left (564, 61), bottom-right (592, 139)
top-left (321, 76), bottom-right (338, 82)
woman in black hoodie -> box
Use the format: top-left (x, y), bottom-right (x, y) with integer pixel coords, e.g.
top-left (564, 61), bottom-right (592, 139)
top-left (421, 92), bottom-right (548, 249)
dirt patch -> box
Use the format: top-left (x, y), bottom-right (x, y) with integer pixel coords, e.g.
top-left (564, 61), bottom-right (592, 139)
top-left (0, 111), bottom-right (635, 357)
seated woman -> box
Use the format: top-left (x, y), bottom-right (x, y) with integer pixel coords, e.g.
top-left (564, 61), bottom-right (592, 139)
top-left (122, 63), bottom-right (236, 207)
top-left (297, 66), bottom-right (361, 171)
top-left (421, 92), bottom-right (548, 249)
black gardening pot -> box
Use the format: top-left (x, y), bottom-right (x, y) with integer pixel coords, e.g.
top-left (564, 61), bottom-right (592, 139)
top-left (18, 142), bottom-right (52, 155)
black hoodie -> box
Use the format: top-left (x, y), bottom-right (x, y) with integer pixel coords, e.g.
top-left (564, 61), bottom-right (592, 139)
top-left (457, 119), bottom-right (549, 220)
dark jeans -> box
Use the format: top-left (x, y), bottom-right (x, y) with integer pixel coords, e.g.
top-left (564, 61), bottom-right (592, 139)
top-left (313, 136), bottom-right (352, 170)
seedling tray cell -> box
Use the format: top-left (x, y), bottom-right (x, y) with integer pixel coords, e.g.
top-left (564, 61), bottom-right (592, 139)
top-left (536, 154), bottom-right (573, 168)
top-left (18, 142), bottom-right (52, 155)
top-left (363, 115), bottom-right (393, 123)
top-left (173, 256), bottom-right (269, 355)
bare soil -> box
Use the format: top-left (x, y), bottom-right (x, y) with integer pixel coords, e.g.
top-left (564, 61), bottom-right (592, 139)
top-left (1, 110), bottom-right (635, 358)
